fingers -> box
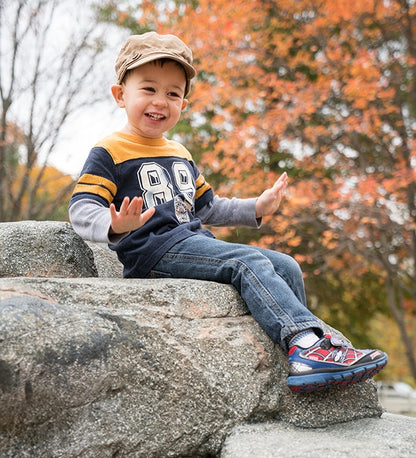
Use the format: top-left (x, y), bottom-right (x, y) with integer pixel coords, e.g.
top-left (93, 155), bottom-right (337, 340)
top-left (110, 196), bottom-right (155, 234)
top-left (128, 196), bottom-right (143, 215)
top-left (117, 196), bottom-right (144, 216)
top-left (140, 206), bottom-right (156, 225)
top-left (277, 171), bottom-right (288, 186)
top-left (271, 172), bottom-right (288, 195)
top-left (109, 202), bottom-right (118, 219)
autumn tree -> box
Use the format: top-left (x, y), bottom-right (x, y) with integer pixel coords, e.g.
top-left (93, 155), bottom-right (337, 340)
top-left (0, 0), bottom-right (110, 221)
top-left (100, 0), bottom-right (416, 382)
top-left (248, 0), bottom-right (416, 382)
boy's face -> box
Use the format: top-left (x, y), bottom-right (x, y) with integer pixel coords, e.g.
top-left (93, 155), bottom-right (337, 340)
top-left (111, 61), bottom-right (188, 139)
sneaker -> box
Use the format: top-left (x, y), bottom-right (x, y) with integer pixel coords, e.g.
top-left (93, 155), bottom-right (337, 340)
top-left (287, 334), bottom-right (388, 394)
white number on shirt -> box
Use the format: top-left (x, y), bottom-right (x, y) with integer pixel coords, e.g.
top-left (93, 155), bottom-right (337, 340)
top-left (137, 161), bottom-right (195, 208)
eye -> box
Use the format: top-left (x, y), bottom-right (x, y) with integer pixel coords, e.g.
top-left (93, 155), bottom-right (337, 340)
top-left (168, 91), bottom-right (181, 98)
top-left (142, 86), bottom-right (156, 93)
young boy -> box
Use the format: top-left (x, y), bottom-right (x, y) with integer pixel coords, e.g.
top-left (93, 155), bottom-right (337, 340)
top-left (69, 31), bottom-right (388, 393)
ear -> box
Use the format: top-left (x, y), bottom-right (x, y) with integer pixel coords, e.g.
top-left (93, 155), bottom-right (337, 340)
top-left (181, 99), bottom-right (188, 110)
top-left (111, 85), bottom-right (125, 108)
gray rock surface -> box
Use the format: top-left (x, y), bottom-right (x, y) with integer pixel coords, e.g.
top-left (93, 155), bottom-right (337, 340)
top-left (0, 277), bottom-right (384, 456)
top-left (86, 241), bottom-right (124, 278)
top-left (221, 413), bottom-right (416, 457)
top-left (0, 221), bottom-right (98, 277)
top-left (0, 221), bottom-right (399, 457)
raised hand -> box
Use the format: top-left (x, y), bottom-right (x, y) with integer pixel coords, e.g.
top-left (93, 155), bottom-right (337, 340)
top-left (255, 172), bottom-right (288, 218)
top-left (109, 196), bottom-right (155, 234)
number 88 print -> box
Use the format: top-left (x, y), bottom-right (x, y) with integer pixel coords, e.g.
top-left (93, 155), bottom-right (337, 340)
top-left (137, 161), bottom-right (195, 209)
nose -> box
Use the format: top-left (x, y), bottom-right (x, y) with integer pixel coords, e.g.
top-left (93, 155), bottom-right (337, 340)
top-left (152, 94), bottom-right (168, 107)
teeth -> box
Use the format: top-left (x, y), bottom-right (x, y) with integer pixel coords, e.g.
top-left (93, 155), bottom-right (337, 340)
top-left (147, 113), bottom-right (164, 120)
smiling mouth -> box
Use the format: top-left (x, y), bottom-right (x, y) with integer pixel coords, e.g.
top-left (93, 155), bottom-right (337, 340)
top-left (146, 113), bottom-right (165, 120)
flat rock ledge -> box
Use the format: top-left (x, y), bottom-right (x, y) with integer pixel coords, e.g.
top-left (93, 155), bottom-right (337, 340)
top-left (221, 413), bottom-right (416, 458)
top-left (0, 221), bottom-right (411, 457)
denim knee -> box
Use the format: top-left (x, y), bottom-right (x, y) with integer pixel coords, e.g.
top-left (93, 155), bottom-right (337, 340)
top-left (280, 253), bottom-right (303, 282)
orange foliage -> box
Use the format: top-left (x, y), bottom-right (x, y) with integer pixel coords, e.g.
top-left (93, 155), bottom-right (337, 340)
top-left (10, 164), bottom-right (74, 221)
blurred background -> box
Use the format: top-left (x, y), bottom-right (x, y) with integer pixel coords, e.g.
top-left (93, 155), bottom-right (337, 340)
top-left (1, 0), bottom-right (415, 415)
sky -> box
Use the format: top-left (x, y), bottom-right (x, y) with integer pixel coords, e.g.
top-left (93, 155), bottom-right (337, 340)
top-left (47, 4), bottom-right (130, 178)
top-left (52, 97), bottom-right (127, 177)
top-left (1, 0), bottom-right (130, 179)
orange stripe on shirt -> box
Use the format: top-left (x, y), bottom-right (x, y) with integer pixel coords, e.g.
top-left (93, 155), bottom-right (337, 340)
top-left (195, 174), bottom-right (211, 199)
top-left (73, 173), bottom-right (117, 204)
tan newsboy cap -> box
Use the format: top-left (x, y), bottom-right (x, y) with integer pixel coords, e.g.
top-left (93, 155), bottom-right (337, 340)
top-left (115, 31), bottom-right (197, 95)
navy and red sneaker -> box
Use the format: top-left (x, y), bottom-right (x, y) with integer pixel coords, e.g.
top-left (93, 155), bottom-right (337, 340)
top-left (287, 334), bottom-right (388, 394)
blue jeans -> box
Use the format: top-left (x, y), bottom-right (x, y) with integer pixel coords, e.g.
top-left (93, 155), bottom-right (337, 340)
top-left (149, 235), bottom-right (323, 351)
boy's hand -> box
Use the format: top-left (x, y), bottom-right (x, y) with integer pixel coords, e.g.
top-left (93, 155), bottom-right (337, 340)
top-left (255, 172), bottom-right (288, 218)
top-left (109, 196), bottom-right (155, 235)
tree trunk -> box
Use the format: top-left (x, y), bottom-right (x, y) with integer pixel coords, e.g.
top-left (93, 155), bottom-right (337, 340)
top-left (385, 274), bottom-right (416, 382)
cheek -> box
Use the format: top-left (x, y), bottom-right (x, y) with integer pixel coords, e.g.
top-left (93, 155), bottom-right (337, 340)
top-left (173, 101), bottom-right (185, 115)
top-left (126, 99), bottom-right (143, 114)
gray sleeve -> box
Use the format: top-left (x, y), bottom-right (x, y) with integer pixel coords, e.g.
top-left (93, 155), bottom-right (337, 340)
top-left (69, 199), bottom-right (129, 244)
top-left (196, 195), bottom-right (262, 228)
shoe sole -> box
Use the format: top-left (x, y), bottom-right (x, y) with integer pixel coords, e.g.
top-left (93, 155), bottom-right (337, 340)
top-left (287, 354), bottom-right (388, 394)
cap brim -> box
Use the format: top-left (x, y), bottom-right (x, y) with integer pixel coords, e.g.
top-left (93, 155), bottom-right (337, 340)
top-left (119, 52), bottom-right (196, 84)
